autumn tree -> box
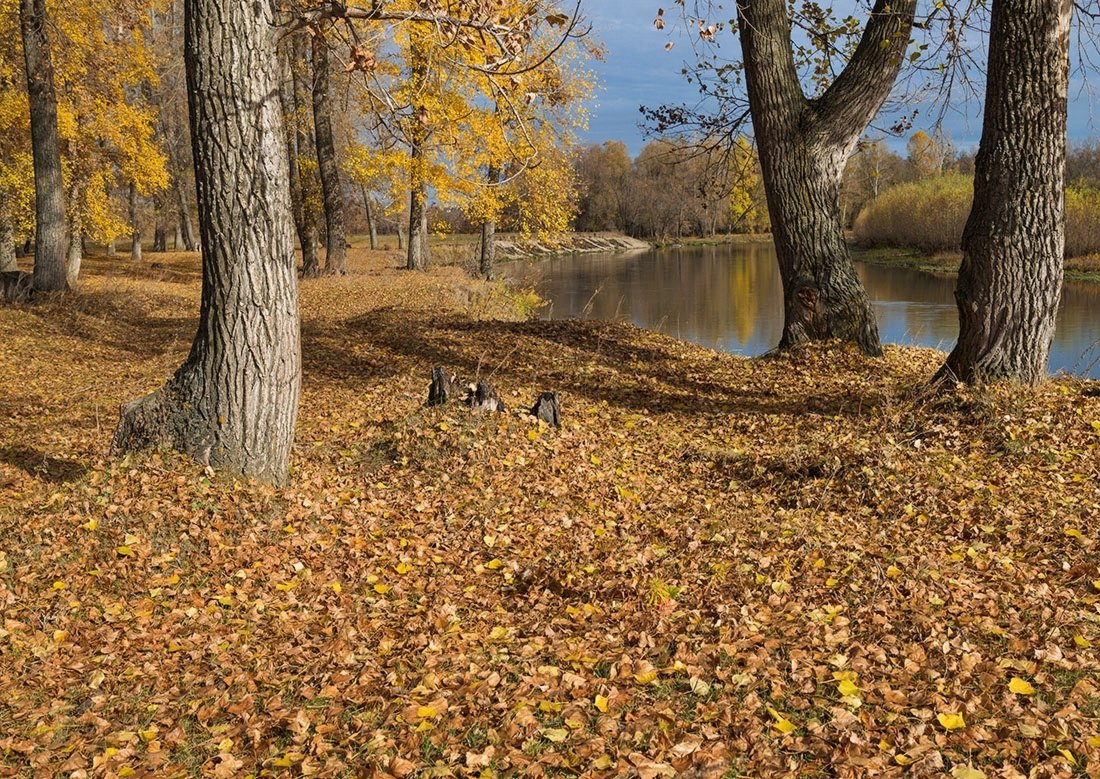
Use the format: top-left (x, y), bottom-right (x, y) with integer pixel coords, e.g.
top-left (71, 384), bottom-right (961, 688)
top-left (112, 0), bottom-right (301, 482)
top-left (938, 0), bottom-right (1072, 384)
top-left (310, 28), bottom-right (347, 275)
top-left (652, 2), bottom-right (919, 355)
top-left (19, 0), bottom-right (68, 291)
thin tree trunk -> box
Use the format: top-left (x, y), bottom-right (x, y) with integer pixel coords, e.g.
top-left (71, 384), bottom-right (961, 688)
top-left (129, 183), bottom-right (143, 262)
top-left (938, 0), bottom-right (1071, 384)
top-left (176, 183), bottom-right (198, 251)
top-left (153, 221), bottom-right (167, 253)
top-left (737, 0), bottom-right (915, 355)
top-left (397, 209), bottom-right (406, 250)
top-left (112, 0), bottom-right (300, 483)
top-left (0, 216), bottom-right (17, 272)
top-left (361, 184), bottom-right (377, 250)
top-left (106, 238), bottom-right (117, 257)
top-left (174, 223), bottom-right (183, 249)
top-left (408, 178), bottom-right (426, 270)
top-left (66, 182), bottom-right (82, 285)
top-left (280, 37), bottom-right (319, 274)
top-left (292, 35), bottom-right (320, 277)
top-left (311, 33), bottom-right (346, 275)
top-left (20, 0), bottom-right (68, 292)
top-left (479, 165), bottom-right (499, 278)
top-left (406, 42), bottom-right (428, 271)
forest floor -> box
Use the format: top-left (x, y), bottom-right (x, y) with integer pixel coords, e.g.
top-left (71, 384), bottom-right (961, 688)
top-left (1, 248), bottom-right (1099, 778)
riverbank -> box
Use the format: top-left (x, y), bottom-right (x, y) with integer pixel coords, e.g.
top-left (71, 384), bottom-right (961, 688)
top-left (1, 248), bottom-right (1098, 776)
top-left (851, 244), bottom-right (1100, 284)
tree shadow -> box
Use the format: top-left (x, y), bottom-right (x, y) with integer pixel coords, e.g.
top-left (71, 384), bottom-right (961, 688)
top-left (0, 445), bottom-right (89, 484)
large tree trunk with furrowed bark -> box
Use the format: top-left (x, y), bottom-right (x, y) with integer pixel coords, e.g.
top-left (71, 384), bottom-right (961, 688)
top-left (20, 0), bottom-right (68, 292)
top-left (112, 0), bottom-right (301, 483)
top-left (938, 0), bottom-right (1071, 385)
top-left (737, 0), bottom-right (915, 356)
top-left (311, 33), bottom-right (346, 275)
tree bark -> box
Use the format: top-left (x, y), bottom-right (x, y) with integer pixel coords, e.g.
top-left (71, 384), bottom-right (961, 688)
top-left (112, 0), bottom-right (301, 484)
top-left (0, 216), bottom-right (17, 273)
top-left (129, 182), bottom-right (143, 262)
top-left (361, 184), bottom-right (377, 250)
top-left (66, 180), bottom-right (83, 285)
top-left (737, 0), bottom-right (915, 355)
top-left (153, 221), bottom-right (167, 253)
top-left (938, 0), bottom-right (1071, 384)
top-left (291, 35), bottom-right (321, 277)
top-left (406, 43), bottom-right (429, 271)
top-left (479, 165), bottom-right (499, 278)
top-left (311, 33), bottom-right (346, 275)
top-left (20, 0), bottom-right (68, 292)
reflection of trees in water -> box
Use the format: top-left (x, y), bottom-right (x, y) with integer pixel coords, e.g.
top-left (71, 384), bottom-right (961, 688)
top-left (509, 245), bottom-right (1099, 374)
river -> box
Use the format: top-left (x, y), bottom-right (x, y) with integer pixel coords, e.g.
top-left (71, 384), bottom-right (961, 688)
top-left (504, 242), bottom-right (1100, 377)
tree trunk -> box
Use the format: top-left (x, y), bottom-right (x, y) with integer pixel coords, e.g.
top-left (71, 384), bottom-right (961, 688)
top-left (397, 211), bottom-right (406, 250)
top-left (737, 0), bottom-right (916, 355)
top-left (0, 216), bottom-right (17, 273)
top-left (361, 184), bottom-right (377, 250)
top-left (311, 33), bottom-right (346, 275)
top-left (479, 165), bottom-right (499, 278)
top-left (174, 223), bottom-right (183, 249)
top-left (106, 238), bottom-right (117, 257)
top-left (291, 35), bottom-right (320, 277)
top-left (176, 184), bottom-right (198, 251)
top-left (112, 0), bottom-right (301, 484)
top-left (406, 42), bottom-right (429, 271)
top-left (408, 177), bottom-right (426, 270)
top-left (20, 0), bottom-right (68, 292)
top-left (153, 221), bottom-right (167, 252)
top-left (938, 0), bottom-right (1071, 384)
top-left (66, 182), bottom-right (82, 285)
top-left (129, 182), bottom-right (143, 262)
top-left (280, 36), bottom-right (320, 276)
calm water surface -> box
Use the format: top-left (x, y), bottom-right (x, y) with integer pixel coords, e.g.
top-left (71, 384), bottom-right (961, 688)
top-left (505, 242), bottom-right (1100, 377)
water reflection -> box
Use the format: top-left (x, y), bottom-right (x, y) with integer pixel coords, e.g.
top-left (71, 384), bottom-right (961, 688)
top-left (505, 243), bottom-right (1100, 377)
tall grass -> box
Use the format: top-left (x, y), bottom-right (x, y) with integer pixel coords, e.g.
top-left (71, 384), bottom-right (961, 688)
top-left (853, 174), bottom-right (1100, 258)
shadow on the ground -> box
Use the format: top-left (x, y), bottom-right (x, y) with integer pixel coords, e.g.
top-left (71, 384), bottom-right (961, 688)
top-left (0, 445), bottom-right (89, 484)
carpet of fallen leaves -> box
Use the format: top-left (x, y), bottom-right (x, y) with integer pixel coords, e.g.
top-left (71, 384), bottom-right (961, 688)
top-left (1, 248), bottom-right (1099, 779)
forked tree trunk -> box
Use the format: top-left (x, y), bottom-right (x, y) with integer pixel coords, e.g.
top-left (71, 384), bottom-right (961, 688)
top-left (291, 35), bottom-right (321, 277)
top-left (20, 0), bottom-right (68, 292)
top-left (129, 183), bottom-right (143, 262)
top-left (311, 33), bottom-right (346, 275)
top-left (737, 0), bottom-right (916, 355)
top-left (0, 216), bottom-right (17, 273)
top-left (112, 0), bottom-right (300, 483)
top-left (938, 0), bottom-right (1071, 384)
top-left (361, 184), bottom-right (377, 250)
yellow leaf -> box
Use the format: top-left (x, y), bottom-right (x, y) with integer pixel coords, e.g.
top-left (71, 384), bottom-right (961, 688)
top-left (1064, 528), bottom-right (1083, 538)
top-left (1008, 677), bottom-right (1036, 695)
top-left (417, 705), bottom-right (437, 719)
top-left (489, 626), bottom-right (509, 641)
top-left (590, 454), bottom-right (601, 466)
top-left (594, 694), bottom-right (609, 712)
top-left (767, 707), bottom-right (797, 734)
top-left (541, 727), bottom-right (569, 743)
top-left (1058, 748), bottom-right (1077, 766)
top-left (217, 737), bottom-right (233, 751)
top-left (937, 712), bottom-right (966, 730)
top-left (526, 429), bottom-right (540, 441)
top-left (951, 766), bottom-right (986, 779)
top-left (837, 679), bottom-right (860, 697)
top-left (771, 580), bottom-right (790, 595)
top-left (395, 562), bottom-right (412, 574)
top-left (485, 558), bottom-right (502, 570)
top-left (894, 754), bottom-right (913, 766)
top-left (592, 755), bottom-right (613, 770)
top-left (52, 581), bottom-right (67, 590)
top-left (886, 565), bottom-right (903, 578)
top-left (1088, 735), bottom-right (1100, 748)
top-left (116, 546), bottom-right (134, 557)
top-left (139, 729), bottom-right (157, 743)
top-left (634, 669), bottom-right (658, 685)
top-left (373, 584), bottom-right (391, 595)
top-left (1073, 635), bottom-right (1092, 648)
top-left (82, 518), bottom-right (99, 531)
top-left (329, 582), bottom-right (342, 594)
top-left (52, 630), bottom-right (67, 643)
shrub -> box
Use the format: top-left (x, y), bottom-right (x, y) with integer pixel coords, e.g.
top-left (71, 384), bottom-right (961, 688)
top-left (854, 174), bottom-right (1100, 259)
top-left (852, 173), bottom-right (972, 254)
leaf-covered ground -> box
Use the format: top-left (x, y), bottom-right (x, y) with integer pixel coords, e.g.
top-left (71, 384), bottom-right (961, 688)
top-left (1, 249), bottom-right (1099, 778)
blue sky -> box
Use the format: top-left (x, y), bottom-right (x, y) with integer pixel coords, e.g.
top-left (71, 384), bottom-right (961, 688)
top-left (579, 1), bottom-right (1099, 156)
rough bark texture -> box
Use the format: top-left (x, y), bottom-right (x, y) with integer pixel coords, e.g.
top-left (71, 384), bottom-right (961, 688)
top-left (1, 271), bottom-right (33, 303)
top-left (0, 217), bottom-right (17, 273)
top-left (408, 178), bottom-right (427, 270)
top-left (530, 392), bottom-right (561, 428)
top-left (66, 189), bottom-right (82, 287)
top-left (428, 366), bottom-right (455, 406)
top-left (153, 221), bottom-right (167, 252)
top-left (479, 165), bottom-right (499, 278)
top-left (280, 41), bottom-right (318, 274)
top-left (939, 0), bottom-right (1071, 385)
top-left (737, 0), bottom-right (915, 355)
top-left (467, 380), bottom-right (506, 413)
top-left (406, 44), bottom-right (429, 271)
top-left (20, 0), bottom-right (68, 292)
top-left (311, 34), bottom-right (346, 275)
top-left (129, 183), bottom-right (143, 262)
top-left (112, 0), bottom-right (301, 484)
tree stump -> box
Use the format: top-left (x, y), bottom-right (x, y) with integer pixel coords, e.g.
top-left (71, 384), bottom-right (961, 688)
top-left (530, 392), bottom-right (561, 428)
top-left (427, 366), bottom-right (456, 406)
top-left (1, 271), bottom-right (33, 303)
top-left (467, 380), bottom-right (506, 413)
